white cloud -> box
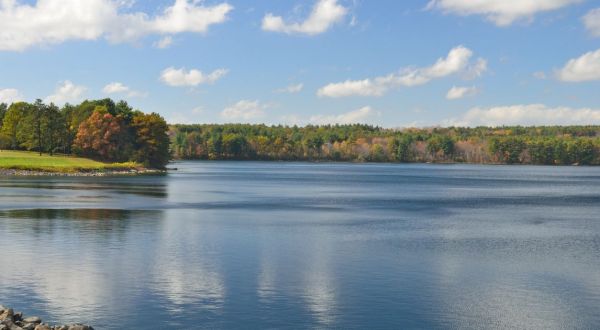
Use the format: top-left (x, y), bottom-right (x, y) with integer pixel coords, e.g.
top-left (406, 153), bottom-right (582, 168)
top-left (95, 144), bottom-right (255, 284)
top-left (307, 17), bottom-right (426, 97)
top-left (446, 86), bottom-right (478, 100)
top-left (262, 0), bottom-right (347, 35)
top-left (583, 8), bottom-right (600, 37)
top-left (45, 81), bottom-right (86, 105)
top-left (317, 76), bottom-right (394, 97)
top-left (160, 67), bottom-right (228, 87)
top-left (444, 104), bottom-right (600, 127)
top-left (0, 0), bottom-right (233, 51)
top-left (149, 0), bottom-right (232, 35)
top-left (557, 48), bottom-right (600, 82)
top-left (309, 106), bottom-right (379, 125)
top-left (426, 0), bottom-right (581, 27)
top-left (318, 46), bottom-right (484, 98)
top-left (0, 88), bottom-right (23, 104)
top-left (276, 83), bottom-right (304, 93)
top-left (102, 82), bottom-right (129, 94)
top-left (464, 58), bottom-right (488, 79)
top-left (153, 36), bottom-right (173, 49)
top-left (102, 82), bottom-right (146, 97)
top-left (221, 100), bottom-right (269, 121)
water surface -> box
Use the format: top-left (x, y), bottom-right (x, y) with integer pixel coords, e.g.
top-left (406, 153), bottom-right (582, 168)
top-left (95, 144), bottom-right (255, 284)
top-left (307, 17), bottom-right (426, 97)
top-left (1, 162), bottom-right (599, 329)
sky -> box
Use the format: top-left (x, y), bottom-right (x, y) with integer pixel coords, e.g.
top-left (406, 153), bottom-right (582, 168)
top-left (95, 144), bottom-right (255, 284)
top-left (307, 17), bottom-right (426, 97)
top-left (0, 0), bottom-right (599, 127)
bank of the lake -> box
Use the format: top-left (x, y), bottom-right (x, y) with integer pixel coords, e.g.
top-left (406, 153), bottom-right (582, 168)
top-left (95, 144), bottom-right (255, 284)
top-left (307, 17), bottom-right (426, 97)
top-left (0, 151), bottom-right (164, 176)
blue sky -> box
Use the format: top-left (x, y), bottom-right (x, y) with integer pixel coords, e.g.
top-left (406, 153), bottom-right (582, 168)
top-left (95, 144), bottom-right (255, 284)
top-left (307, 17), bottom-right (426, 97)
top-left (0, 0), bottom-right (599, 127)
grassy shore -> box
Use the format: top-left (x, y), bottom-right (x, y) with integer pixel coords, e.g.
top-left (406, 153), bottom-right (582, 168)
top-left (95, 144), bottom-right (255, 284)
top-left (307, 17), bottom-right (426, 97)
top-left (0, 150), bottom-right (142, 174)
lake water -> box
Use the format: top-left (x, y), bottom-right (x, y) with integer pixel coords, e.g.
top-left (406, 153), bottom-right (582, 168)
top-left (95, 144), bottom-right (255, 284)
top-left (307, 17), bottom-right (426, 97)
top-left (1, 162), bottom-right (600, 329)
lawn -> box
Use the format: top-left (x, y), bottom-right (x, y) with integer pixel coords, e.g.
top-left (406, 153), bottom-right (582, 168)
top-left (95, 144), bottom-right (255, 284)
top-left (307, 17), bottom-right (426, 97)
top-left (0, 150), bottom-right (139, 173)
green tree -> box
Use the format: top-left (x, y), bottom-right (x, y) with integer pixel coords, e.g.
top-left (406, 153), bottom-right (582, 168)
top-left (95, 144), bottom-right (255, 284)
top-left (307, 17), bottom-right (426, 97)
top-left (396, 135), bottom-right (414, 162)
top-left (131, 112), bottom-right (170, 169)
top-left (2, 102), bottom-right (31, 150)
top-left (369, 144), bottom-right (385, 162)
top-left (222, 133), bottom-right (249, 159)
top-left (44, 103), bottom-right (64, 155)
top-left (0, 103), bottom-right (7, 128)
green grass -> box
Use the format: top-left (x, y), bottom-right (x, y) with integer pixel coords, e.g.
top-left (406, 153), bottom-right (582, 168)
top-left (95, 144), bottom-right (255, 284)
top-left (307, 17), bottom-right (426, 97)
top-left (0, 150), bottom-right (140, 173)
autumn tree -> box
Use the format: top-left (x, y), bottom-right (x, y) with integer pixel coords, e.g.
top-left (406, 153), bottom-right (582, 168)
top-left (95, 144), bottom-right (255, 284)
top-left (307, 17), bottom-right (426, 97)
top-left (73, 108), bottom-right (131, 162)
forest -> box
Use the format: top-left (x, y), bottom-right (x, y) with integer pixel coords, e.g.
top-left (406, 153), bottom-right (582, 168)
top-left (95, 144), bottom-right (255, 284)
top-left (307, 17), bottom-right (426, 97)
top-left (170, 124), bottom-right (600, 165)
top-left (0, 99), bottom-right (170, 169)
top-left (2, 98), bottom-right (600, 167)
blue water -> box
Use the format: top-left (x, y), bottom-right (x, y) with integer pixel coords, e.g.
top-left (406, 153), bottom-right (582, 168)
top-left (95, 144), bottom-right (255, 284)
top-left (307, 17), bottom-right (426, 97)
top-left (1, 162), bottom-right (600, 329)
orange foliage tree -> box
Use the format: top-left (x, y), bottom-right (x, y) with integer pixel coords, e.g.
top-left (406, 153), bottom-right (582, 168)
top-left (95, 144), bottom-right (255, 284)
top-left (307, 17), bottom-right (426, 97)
top-left (73, 109), bottom-right (131, 162)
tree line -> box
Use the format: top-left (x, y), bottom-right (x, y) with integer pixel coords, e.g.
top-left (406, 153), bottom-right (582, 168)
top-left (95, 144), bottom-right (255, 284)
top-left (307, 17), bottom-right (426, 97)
top-left (170, 124), bottom-right (600, 165)
top-left (2, 98), bottom-right (600, 167)
top-left (0, 99), bottom-right (169, 169)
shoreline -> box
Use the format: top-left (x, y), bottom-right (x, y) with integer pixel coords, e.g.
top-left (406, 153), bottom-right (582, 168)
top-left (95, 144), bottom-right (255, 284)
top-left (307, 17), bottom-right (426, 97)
top-left (0, 168), bottom-right (166, 177)
top-left (0, 305), bottom-right (93, 330)
top-left (169, 159), bottom-right (587, 166)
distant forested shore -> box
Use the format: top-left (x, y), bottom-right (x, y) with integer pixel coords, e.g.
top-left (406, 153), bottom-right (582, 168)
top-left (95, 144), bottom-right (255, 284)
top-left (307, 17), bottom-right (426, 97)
top-left (2, 99), bottom-right (600, 168)
top-left (171, 124), bottom-right (600, 165)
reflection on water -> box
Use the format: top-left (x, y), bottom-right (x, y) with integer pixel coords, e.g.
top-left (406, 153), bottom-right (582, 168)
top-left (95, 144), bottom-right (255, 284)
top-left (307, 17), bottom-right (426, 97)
top-left (151, 210), bottom-right (226, 313)
top-left (1, 162), bottom-right (600, 329)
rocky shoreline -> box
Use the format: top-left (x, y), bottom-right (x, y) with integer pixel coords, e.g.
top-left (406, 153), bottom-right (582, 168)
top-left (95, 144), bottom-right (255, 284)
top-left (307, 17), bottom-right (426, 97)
top-left (0, 168), bottom-right (166, 177)
top-left (0, 306), bottom-right (93, 330)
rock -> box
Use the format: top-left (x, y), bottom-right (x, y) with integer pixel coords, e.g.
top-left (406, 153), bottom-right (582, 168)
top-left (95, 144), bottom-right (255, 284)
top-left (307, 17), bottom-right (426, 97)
top-left (0, 307), bottom-right (92, 330)
top-left (0, 309), bottom-right (14, 322)
top-left (33, 325), bottom-right (50, 330)
top-left (0, 320), bottom-right (23, 330)
top-left (66, 325), bottom-right (93, 330)
top-left (21, 319), bottom-right (40, 325)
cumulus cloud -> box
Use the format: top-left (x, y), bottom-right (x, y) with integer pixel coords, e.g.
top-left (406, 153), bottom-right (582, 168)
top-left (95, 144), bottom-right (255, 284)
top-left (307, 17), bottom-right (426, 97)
top-left (0, 0), bottom-right (233, 51)
top-left (102, 82), bottom-right (128, 94)
top-left (276, 83), bottom-right (304, 93)
top-left (102, 82), bottom-right (146, 97)
top-left (426, 0), bottom-right (581, 26)
top-left (221, 100), bottom-right (269, 121)
top-left (444, 104), bottom-right (600, 127)
top-left (309, 106), bottom-right (379, 125)
top-left (160, 67), bottom-right (228, 87)
top-left (446, 86), bottom-right (478, 100)
top-left (318, 46), bottom-right (485, 98)
top-left (0, 88), bottom-right (23, 104)
top-left (557, 49), bottom-right (600, 82)
top-left (464, 58), bottom-right (488, 79)
top-left (583, 8), bottom-right (600, 37)
top-left (262, 0), bottom-right (347, 35)
top-left (153, 36), bottom-right (173, 49)
top-left (316, 77), bottom-right (392, 97)
top-left (45, 81), bottom-right (87, 105)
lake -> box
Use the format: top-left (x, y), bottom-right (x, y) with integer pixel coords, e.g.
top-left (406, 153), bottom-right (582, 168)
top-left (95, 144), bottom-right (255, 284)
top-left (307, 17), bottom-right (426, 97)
top-left (1, 162), bottom-right (599, 329)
